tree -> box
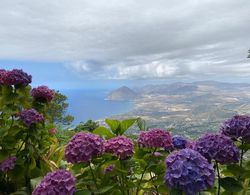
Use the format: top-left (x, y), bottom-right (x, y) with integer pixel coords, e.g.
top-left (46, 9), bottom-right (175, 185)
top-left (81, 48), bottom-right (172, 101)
top-left (74, 120), bottom-right (99, 132)
top-left (46, 91), bottom-right (74, 126)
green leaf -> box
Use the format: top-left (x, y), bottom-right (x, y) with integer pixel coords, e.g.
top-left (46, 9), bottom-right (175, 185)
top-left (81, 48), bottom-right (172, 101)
top-left (95, 185), bottom-right (115, 194)
top-left (93, 126), bottom-right (114, 138)
top-left (239, 144), bottom-right (250, 151)
top-left (105, 119), bottom-right (120, 135)
top-left (74, 189), bottom-right (92, 195)
top-left (170, 188), bottom-right (182, 195)
top-left (120, 118), bottom-right (137, 134)
top-left (220, 177), bottom-right (243, 192)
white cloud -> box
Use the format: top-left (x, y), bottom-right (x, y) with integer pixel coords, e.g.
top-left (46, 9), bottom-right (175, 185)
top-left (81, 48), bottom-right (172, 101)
top-left (0, 0), bottom-right (249, 80)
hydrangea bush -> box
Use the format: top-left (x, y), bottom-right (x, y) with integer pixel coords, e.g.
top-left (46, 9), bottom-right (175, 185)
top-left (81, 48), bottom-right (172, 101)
top-left (32, 169), bottom-right (76, 195)
top-left (65, 132), bottom-right (104, 163)
top-left (165, 148), bottom-right (215, 194)
top-left (1, 68), bottom-right (250, 195)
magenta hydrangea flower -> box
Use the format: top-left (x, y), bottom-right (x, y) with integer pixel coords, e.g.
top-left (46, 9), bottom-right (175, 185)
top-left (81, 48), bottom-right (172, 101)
top-left (0, 156), bottom-right (16, 172)
top-left (104, 136), bottom-right (134, 160)
top-left (31, 86), bottom-right (55, 102)
top-left (194, 133), bottom-right (239, 164)
top-left (104, 164), bottom-right (115, 174)
top-left (32, 169), bottom-right (76, 195)
top-left (65, 132), bottom-right (104, 163)
top-left (0, 69), bottom-right (7, 85)
top-left (165, 149), bottom-right (215, 195)
top-left (138, 128), bottom-right (172, 149)
top-left (221, 115), bottom-right (250, 143)
top-left (186, 140), bottom-right (196, 149)
top-left (172, 135), bottom-right (187, 149)
top-left (3, 69), bottom-right (32, 86)
top-left (19, 109), bottom-right (44, 127)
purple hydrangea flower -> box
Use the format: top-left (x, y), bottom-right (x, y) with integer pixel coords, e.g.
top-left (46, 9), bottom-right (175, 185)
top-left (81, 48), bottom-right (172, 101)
top-left (19, 109), bottom-right (44, 127)
top-left (0, 69), bottom-right (7, 85)
top-left (3, 69), bottom-right (32, 86)
top-left (172, 135), bottom-right (187, 149)
top-left (65, 132), bottom-right (104, 163)
top-left (31, 86), bottom-right (55, 102)
top-left (0, 156), bottom-right (16, 172)
top-left (32, 169), bottom-right (76, 195)
top-left (194, 133), bottom-right (239, 164)
top-left (104, 164), bottom-right (115, 174)
top-left (221, 115), bottom-right (250, 143)
top-left (104, 136), bottom-right (134, 160)
top-left (165, 149), bottom-right (215, 195)
top-left (138, 128), bottom-right (172, 149)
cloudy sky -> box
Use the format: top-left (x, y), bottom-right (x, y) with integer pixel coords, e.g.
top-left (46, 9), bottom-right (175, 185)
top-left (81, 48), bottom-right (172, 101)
top-left (0, 0), bottom-right (250, 89)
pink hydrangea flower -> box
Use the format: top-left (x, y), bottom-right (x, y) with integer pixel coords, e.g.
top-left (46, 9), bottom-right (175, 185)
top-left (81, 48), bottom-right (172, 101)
top-left (138, 128), bottom-right (172, 149)
top-left (65, 132), bottom-right (104, 163)
top-left (104, 136), bottom-right (134, 160)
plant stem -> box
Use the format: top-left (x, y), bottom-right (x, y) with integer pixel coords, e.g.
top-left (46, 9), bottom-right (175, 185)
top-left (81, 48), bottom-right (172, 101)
top-left (215, 161), bottom-right (221, 195)
top-left (136, 164), bottom-right (148, 195)
top-left (150, 172), bottom-right (159, 195)
top-left (240, 140), bottom-right (244, 168)
top-left (89, 162), bottom-right (98, 190)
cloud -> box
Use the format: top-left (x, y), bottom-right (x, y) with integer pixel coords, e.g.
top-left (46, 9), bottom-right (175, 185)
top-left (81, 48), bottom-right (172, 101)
top-left (0, 0), bottom-right (249, 80)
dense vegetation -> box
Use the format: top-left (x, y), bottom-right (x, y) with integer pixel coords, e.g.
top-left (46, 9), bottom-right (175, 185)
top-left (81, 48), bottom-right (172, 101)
top-left (1, 69), bottom-right (250, 195)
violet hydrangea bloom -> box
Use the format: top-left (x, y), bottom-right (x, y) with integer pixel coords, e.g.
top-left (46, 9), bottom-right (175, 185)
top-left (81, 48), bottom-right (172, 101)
top-left (0, 156), bottom-right (16, 172)
top-left (165, 149), bottom-right (215, 195)
top-left (104, 136), bottom-right (134, 160)
top-left (31, 86), bottom-right (55, 102)
top-left (194, 133), bottom-right (239, 164)
top-left (221, 115), bottom-right (250, 143)
top-left (32, 169), bottom-right (76, 195)
top-left (172, 135), bottom-right (187, 149)
top-left (0, 69), bottom-right (7, 85)
top-left (19, 109), bottom-right (44, 127)
top-left (3, 69), bottom-right (32, 86)
top-left (104, 164), bottom-right (115, 174)
top-left (138, 128), bottom-right (172, 149)
top-left (65, 132), bottom-right (104, 163)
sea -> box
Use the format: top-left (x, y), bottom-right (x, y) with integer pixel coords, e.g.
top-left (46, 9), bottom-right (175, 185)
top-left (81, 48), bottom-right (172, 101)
top-left (60, 89), bottom-right (134, 125)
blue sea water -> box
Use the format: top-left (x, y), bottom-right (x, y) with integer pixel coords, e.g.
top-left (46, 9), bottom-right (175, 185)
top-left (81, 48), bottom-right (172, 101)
top-left (60, 89), bottom-right (134, 125)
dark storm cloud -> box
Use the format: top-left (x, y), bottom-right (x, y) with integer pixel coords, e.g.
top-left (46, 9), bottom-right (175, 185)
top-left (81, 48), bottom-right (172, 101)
top-left (0, 0), bottom-right (249, 79)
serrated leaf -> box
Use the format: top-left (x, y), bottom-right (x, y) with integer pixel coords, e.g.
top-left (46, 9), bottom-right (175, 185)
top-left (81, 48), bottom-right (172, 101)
top-left (93, 126), bottom-right (114, 138)
top-left (105, 119), bottom-right (120, 135)
top-left (74, 189), bottom-right (92, 195)
top-left (120, 118), bottom-right (137, 134)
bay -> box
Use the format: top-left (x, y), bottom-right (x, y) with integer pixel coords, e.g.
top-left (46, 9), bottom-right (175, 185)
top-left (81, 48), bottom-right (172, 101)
top-left (60, 89), bottom-right (134, 125)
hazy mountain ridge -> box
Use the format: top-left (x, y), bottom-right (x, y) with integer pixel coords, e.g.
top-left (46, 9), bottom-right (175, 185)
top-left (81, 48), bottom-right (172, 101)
top-left (109, 81), bottom-right (250, 138)
top-left (106, 86), bottom-right (138, 101)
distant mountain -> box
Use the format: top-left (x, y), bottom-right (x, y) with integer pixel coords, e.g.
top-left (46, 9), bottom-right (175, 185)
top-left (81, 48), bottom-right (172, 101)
top-left (107, 86), bottom-right (138, 101)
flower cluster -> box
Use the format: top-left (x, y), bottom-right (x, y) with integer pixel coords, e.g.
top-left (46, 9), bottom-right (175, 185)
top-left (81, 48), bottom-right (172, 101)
top-left (19, 109), bottom-right (44, 127)
top-left (31, 86), bottom-right (55, 102)
top-left (65, 132), bottom-right (104, 163)
top-left (221, 115), bottom-right (250, 143)
top-left (104, 164), bottom-right (115, 174)
top-left (1, 69), bottom-right (32, 86)
top-left (172, 135), bottom-right (187, 149)
top-left (104, 136), bottom-right (134, 160)
top-left (138, 128), bottom-right (172, 149)
top-left (0, 69), bottom-right (7, 85)
top-left (32, 169), bottom-right (76, 195)
top-left (194, 133), bottom-right (239, 164)
top-left (165, 149), bottom-right (215, 195)
top-left (0, 156), bottom-right (16, 172)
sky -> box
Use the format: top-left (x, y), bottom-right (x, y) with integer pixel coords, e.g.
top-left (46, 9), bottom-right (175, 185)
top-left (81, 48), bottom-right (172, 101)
top-left (0, 0), bottom-right (250, 90)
